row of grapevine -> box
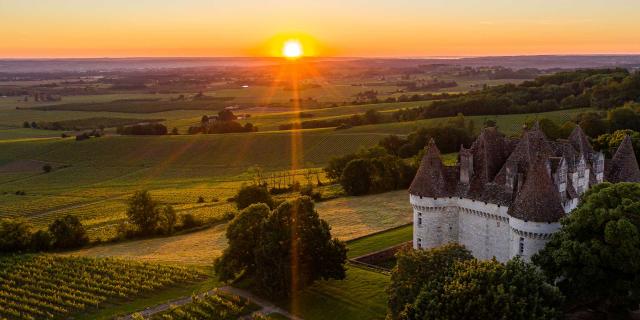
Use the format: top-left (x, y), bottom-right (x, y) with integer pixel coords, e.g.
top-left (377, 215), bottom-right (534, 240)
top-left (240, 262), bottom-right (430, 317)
top-left (0, 255), bottom-right (206, 320)
top-left (150, 293), bottom-right (256, 320)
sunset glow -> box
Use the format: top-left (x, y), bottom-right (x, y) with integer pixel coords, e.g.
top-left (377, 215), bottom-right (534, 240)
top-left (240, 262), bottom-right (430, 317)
top-left (1, 0), bottom-right (639, 58)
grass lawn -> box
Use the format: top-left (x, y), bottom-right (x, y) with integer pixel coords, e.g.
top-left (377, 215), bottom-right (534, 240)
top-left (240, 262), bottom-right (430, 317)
top-left (75, 267), bottom-right (219, 320)
top-left (347, 224), bottom-right (413, 258)
top-left (276, 266), bottom-right (389, 320)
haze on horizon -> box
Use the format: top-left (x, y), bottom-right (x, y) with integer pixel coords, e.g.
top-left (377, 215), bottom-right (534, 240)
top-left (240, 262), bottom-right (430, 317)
top-left (1, 0), bottom-right (640, 58)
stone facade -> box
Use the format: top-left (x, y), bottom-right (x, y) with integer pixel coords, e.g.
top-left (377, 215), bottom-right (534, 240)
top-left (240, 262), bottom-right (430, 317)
top-left (409, 125), bottom-right (640, 262)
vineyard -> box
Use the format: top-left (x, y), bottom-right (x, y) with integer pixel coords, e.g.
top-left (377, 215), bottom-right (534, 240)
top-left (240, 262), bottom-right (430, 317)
top-left (149, 293), bottom-right (257, 320)
top-left (0, 255), bottom-right (206, 320)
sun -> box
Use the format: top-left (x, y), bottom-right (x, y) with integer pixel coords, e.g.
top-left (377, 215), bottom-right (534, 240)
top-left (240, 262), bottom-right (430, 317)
top-left (282, 40), bottom-right (303, 59)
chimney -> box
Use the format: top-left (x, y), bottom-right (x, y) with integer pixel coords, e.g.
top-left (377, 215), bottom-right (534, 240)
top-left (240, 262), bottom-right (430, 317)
top-left (459, 146), bottom-right (473, 184)
top-left (505, 159), bottom-right (518, 193)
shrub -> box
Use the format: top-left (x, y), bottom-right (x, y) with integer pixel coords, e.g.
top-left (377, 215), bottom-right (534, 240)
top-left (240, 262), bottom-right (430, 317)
top-left (158, 205), bottom-right (178, 235)
top-left (197, 196), bottom-right (205, 203)
top-left (30, 230), bottom-right (53, 251)
top-left (48, 215), bottom-right (89, 249)
top-left (181, 213), bottom-right (202, 229)
top-left (0, 219), bottom-right (33, 252)
top-left (42, 164), bottom-right (52, 173)
top-left (235, 184), bottom-right (273, 210)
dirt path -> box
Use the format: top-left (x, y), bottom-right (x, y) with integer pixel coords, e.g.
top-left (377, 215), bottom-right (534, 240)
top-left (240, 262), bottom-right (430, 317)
top-left (118, 286), bottom-right (302, 320)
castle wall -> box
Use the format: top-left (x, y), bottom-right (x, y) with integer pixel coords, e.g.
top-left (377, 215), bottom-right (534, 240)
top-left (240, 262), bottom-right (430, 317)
top-left (410, 195), bottom-right (559, 262)
top-left (457, 199), bottom-right (510, 262)
top-left (410, 195), bottom-right (511, 262)
top-left (508, 217), bottom-right (560, 261)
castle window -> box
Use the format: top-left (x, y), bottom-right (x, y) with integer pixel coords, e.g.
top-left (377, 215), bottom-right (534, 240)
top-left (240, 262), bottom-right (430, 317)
top-left (418, 212), bottom-right (422, 226)
top-left (519, 237), bottom-right (525, 255)
top-left (417, 238), bottom-right (422, 249)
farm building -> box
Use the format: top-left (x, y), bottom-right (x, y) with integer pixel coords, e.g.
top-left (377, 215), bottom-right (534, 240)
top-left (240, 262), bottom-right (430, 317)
top-left (409, 124), bottom-right (640, 261)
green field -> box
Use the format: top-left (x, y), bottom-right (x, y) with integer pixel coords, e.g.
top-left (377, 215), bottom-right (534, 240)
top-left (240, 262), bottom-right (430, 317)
top-left (0, 104), bottom-right (588, 240)
top-left (280, 266), bottom-right (389, 320)
top-left (347, 224), bottom-right (413, 258)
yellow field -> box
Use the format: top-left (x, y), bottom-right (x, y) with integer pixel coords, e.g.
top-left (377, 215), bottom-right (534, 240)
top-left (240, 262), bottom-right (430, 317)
top-left (65, 189), bottom-right (410, 266)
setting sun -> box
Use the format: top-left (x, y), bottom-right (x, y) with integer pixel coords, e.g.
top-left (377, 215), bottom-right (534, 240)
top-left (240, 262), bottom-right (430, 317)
top-left (283, 40), bottom-right (303, 59)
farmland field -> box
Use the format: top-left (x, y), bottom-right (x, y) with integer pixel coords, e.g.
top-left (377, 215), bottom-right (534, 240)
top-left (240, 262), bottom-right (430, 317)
top-left (0, 105), bottom-right (585, 240)
top-left (0, 255), bottom-right (206, 320)
top-left (148, 292), bottom-right (257, 320)
top-left (66, 189), bottom-right (410, 265)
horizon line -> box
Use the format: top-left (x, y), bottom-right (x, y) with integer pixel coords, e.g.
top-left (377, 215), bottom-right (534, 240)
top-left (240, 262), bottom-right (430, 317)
top-left (3, 53), bottom-right (640, 61)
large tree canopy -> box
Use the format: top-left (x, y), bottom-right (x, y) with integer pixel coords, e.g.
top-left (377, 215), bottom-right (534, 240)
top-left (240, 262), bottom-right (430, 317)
top-left (387, 244), bottom-right (473, 319)
top-left (214, 197), bottom-right (347, 298)
top-left (401, 258), bottom-right (564, 320)
top-left (533, 182), bottom-right (640, 314)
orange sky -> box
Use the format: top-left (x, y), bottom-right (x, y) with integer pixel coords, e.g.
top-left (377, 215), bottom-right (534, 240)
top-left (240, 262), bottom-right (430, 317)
top-left (1, 0), bottom-right (640, 58)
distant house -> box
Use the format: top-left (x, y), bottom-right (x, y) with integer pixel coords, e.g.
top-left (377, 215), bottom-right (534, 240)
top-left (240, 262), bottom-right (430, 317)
top-left (409, 125), bottom-right (640, 262)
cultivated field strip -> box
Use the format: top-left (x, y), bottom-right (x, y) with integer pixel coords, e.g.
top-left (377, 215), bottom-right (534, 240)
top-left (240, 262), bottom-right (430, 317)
top-left (0, 255), bottom-right (205, 320)
top-left (149, 293), bottom-right (254, 320)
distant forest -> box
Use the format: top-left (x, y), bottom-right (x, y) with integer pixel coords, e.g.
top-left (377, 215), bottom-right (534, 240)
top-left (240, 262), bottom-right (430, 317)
top-left (282, 69), bottom-right (640, 130)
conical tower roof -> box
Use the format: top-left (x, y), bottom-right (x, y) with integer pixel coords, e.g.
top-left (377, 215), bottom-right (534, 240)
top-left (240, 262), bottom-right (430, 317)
top-left (409, 138), bottom-right (449, 197)
top-left (508, 159), bottom-right (565, 222)
top-left (607, 135), bottom-right (640, 183)
top-left (569, 125), bottom-right (594, 158)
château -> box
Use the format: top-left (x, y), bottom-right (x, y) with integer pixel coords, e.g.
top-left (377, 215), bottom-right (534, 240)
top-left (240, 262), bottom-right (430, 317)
top-left (409, 124), bottom-right (640, 261)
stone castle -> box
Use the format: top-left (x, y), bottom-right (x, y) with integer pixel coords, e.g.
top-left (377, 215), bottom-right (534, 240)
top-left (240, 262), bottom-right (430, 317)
top-left (409, 125), bottom-right (640, 261)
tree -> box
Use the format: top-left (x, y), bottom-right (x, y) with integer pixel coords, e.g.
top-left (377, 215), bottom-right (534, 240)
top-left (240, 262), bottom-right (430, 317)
top-left (216, 197), bottom-right (347, 298)
top-left (533, 182), bottom-right (640, 315)
top-left (364, 109), bottom-right (382, 124)
top-left (218, 109), bottom-right (237, 122)
top-left (379, 135), bottom-right (406, 156)
top-left (42, 164), bottom-right (52, 173)
top-left (608, 107), bottom-right (640, 132)
top-left (576, 111), bottom-right (609, 137)
top-left (592, 129), bottom-right (640, 160)
top-left (171, 127), bottom-right (179, 135)
top-left (324, 153), bottom-right (358, 181)
top-left (214, 203), bottom-right (270, 281)
top-left (235, 184), bottom-right (273, 210)
top-left (158, 205), bottom-right (177, 235)
top-left (340, 158), bottom-right (372, 195)
top-left (126, 190), bottom-right (160, 234)
top-left (402, 258), bottom-right (564, 320)
top-left (254, 197), bottom-right (347, 297)
top-left (22, 121), bottom-right (30, 128)
top-left (387, 244), bottom-right (473, 319)
top-left (48, 215), bottom-right (89, 249)
top-left (30, 230), bottom-right (53, 251)
top-left (0, 219), bottom-right (33, 252)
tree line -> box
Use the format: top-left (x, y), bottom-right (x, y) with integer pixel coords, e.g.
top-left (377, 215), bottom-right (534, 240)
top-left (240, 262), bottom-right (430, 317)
top-left (279, 69), bottom-right (640, 132)
top-left (188, 110), bottom-right (257, 134)
top-left (325, 115), bottom-right (474, 196)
